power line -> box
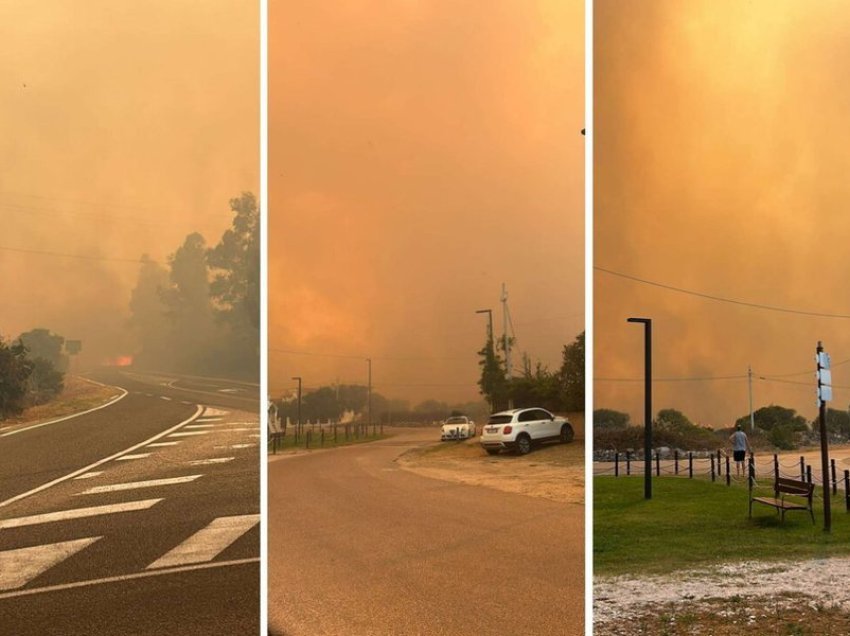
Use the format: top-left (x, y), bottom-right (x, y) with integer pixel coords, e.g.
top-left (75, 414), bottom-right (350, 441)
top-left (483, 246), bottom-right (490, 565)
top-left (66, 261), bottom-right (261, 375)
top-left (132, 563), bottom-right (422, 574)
top-left (0, 244), bottom-right (156, 265)
top-left (269, 348), bottom-right (469, 362)
top-left (595, 266), bottom-right (850, 319)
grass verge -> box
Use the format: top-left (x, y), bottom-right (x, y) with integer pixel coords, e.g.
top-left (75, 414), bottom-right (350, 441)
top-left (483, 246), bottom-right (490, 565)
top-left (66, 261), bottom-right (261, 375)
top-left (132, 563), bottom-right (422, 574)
top-left (595, 476), bottom-right (850, 576)
top-left (1, 376), bottom-right (120, 428)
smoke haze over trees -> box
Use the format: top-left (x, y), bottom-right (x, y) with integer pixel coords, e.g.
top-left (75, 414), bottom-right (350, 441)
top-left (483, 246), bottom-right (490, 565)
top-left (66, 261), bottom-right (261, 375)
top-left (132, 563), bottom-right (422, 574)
top-left (128, 193), bottom-right (259, 380)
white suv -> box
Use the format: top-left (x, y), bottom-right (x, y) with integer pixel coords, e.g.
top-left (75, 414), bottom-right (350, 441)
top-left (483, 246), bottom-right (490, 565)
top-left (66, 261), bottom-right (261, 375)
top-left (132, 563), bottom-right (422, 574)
top-left (479, 408), bottom-right (573, 455)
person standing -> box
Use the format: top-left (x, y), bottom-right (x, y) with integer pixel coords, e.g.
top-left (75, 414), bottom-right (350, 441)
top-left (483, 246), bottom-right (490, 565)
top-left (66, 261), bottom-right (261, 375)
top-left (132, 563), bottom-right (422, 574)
top-left (729, 424), bottom-right (752, 477)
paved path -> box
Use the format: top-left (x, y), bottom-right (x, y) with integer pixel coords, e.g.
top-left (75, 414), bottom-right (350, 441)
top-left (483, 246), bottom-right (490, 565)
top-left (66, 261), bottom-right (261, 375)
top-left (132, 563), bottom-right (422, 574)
top-left (269, 428), bottom-right (584, 635)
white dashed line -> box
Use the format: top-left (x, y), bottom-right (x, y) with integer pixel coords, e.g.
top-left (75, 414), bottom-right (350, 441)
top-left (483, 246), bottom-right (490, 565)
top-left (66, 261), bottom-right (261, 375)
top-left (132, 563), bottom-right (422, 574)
top-left (73, 471), bottom-right (104, 480)
top-left (187, 458), bottom-right (234, 466)
top-left (147, 442), bottom-right (179, 447)
top-left (116, 453), bottom-right (150, 461)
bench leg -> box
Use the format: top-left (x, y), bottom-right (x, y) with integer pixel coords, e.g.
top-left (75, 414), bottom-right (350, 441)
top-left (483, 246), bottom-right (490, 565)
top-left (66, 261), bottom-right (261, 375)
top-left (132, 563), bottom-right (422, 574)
top-left (810, 507), bottom-right (815, 524)
top-left (780, 508), bottom-right (785, 523)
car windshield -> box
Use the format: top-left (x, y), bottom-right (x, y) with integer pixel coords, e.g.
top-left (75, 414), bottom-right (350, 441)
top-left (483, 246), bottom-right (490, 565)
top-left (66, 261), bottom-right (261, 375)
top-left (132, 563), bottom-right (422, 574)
top-left (445, 417), bottom-right (466, 424)
top-left (487, 415), bottom-right (513, 425)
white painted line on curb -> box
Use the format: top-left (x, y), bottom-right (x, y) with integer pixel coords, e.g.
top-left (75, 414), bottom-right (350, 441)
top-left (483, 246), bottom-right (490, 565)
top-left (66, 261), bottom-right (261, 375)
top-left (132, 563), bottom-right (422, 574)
top-left (79, 476), bottom-right (201, 495)
top-left (187, 458), bottom-right (234, 466)
top-left (73, 472), bottom-right (103, 480)
top-left (0, 499), bottom-right (162, 529)
top-left (147, 514), bottom-right (259, 569)
top-left (0, 386), bottom-right (128, 438)
top-left (0, 557), bottom-right (259, 600)
top-left (116, 453), bottom-right (150, 461)
top-left (0, 537), bottom-right (101, 591)
top-left (0, 405), bottom-right (203, 510)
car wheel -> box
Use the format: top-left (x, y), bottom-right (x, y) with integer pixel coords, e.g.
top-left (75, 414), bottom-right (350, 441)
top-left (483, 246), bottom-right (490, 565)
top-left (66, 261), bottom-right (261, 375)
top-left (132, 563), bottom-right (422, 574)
top-left (485, 448), bottom-right (500, 456)
top-left (515, 434), bottom-right (531, 455)
top-left (560, 424), bottom-right (574, 444)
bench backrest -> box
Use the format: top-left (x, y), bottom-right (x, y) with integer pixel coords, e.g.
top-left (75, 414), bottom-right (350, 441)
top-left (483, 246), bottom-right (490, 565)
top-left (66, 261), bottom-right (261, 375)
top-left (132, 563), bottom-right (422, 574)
top-left (775, 477), bottom-right (814, 498)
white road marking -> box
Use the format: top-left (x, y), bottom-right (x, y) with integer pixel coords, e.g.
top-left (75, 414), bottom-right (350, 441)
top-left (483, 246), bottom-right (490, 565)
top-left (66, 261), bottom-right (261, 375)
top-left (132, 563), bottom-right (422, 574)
top-left (248, 434), bottom-right (261, 438)
top-left (147, 442), bottom-right (179, 447)
top-left (180, 401), bottom-right (193, 405)
top-left (187, 458), bottom-right (234, 466)
top-left (73, 471), bottom-right (103, 480)
top-left (0, 387), bottom-right (128, 438)
top-left (168, 431), bottom-right (208, 437)
top-left (116, 453), bottom-right (150, 461)
top-left (0, 405), bottom-right (203, 510)
top-left (195, 417), bottom-right (223, 423)
top-left (160, 396), bottom-right (172, 401)
top-left (0, 537), bottom-right (101, 591)
top-left (146, 514), bottom-right (260, 569)
top-left (0, 499), bottom-right (162, 529)
top-left (79, 476), bottom-right (201, 495)
top-left (203, 408), bottom-right (230, 416)
top-left (184, 424), bottom-right (216, 429)
top-left (222, 427), bottom-right (256, 432)
top-left (230, 444), bottom-right (255, 449)
top-left (0, 557), bottom-right (258, 600)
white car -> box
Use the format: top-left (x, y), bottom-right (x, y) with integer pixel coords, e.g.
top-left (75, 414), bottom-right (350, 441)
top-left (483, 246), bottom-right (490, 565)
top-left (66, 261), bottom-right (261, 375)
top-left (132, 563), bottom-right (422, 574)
top-left (440, 415), bottom-right (476, 441)
top-left (479, 407), bottom-right (573, 455)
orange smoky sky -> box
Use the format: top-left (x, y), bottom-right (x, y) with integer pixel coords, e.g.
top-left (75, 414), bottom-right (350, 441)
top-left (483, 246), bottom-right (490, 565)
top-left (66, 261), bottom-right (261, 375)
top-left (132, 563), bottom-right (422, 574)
top-left (0, 1), bottom-right (257, 365)
top-left (595, 1), bottom-right (850, 427)
top-left (269, 1), bottom-right (584, 405)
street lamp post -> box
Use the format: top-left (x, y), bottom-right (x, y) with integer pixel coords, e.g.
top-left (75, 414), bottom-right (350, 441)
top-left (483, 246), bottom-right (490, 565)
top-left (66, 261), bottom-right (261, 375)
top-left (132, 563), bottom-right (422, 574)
top-left (627, 318), bottom-right (652, 500)
top-left (292, 376), bottom-right (302, 437)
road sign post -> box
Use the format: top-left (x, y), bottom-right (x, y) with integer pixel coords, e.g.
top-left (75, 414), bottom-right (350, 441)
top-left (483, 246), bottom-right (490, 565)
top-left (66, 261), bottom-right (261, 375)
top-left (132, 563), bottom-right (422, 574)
top-left (627, 317), bottom-right (652, 500)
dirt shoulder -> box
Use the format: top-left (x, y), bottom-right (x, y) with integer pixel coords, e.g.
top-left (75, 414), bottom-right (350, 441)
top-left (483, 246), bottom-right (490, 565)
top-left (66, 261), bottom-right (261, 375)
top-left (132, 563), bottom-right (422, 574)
top-left (397, 415), bottom-right (584, 505)
top-left (0, 375), bottom-right (122, 432)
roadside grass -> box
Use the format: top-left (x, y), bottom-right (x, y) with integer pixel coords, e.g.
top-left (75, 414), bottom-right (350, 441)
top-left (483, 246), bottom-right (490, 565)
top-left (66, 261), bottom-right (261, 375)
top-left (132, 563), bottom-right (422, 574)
top-left (595, 476), bottom-right (850, 576)
top-left (1, 376), bottom-right (119, 428)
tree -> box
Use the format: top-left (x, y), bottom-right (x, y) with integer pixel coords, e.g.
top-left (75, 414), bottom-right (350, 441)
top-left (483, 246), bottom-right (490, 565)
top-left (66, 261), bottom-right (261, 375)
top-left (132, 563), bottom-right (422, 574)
top-left (128, 254), bottom-right (171, 368)
top-left (28, 357), bottom-right (64, 404)
top-left (824, 408), bottom-right (850, 439)
top-left (735, 405), bottom-right (808, 433)
top-left (593, 409), bottom-right (630, 430)
top-left (0, 338), bottom-right (34, 418)
top-left (558, 331), bottom-right (584, 412)
top-left (18, 328), bottom-right (68, 372)
top-left (161, 233), bottom-right (217, 372)
top-left (655, 408), bottom-right (696, 434)
top-left (477, 335), bottom-right (508, 411)
top-left (508, 362), bottom-right (559, 411)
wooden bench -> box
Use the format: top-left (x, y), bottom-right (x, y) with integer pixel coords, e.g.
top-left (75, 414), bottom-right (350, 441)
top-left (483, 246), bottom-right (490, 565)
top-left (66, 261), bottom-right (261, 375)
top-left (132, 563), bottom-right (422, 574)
top-left (749, 477), bottom-right (815, 523)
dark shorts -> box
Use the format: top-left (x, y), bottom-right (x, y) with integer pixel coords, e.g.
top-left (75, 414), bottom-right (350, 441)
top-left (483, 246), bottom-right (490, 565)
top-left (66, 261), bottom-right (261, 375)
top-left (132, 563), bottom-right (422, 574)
top-left (733, 450), bottom-right (746, 462)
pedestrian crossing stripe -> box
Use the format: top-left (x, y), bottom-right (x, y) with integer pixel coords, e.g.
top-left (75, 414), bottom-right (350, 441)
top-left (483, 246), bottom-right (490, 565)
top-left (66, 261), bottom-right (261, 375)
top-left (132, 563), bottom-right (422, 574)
top-left (0, 499), bottom-right (163, 529)
top-left (0, 537), bottom-right (101, 591)
top-left (147, 514), bottom-right (259, 569)
top-left (78, 476), bottom-right (201, 495)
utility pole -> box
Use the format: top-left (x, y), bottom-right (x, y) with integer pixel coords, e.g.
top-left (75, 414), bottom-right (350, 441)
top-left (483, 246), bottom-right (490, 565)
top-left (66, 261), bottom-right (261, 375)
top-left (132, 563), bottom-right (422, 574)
top-left (292, 376), bottom-right (302, 437)
top-left (501, 284), bottom-right (511, 379)
top-left (627, 317), bottom-right (652, 500)
top-left (816, 341), bottom-right (832, 532)
top-left (748, 365), bottom-right (755, 432)
top-left (366, 358), bottom-right (372, 431)
top-left (476, 308), bottom-right (495, 410)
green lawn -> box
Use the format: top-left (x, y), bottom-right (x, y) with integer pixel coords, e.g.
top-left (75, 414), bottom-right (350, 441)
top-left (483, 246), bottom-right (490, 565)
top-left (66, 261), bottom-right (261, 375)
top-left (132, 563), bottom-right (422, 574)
top-left (594, 476), bottom-right (850, 576)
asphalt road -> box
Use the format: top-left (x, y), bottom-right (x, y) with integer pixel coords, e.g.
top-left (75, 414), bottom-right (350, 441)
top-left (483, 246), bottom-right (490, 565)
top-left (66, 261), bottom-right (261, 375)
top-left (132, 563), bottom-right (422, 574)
top-left (268, 429), bottom-right (584, 636)
top-left (0, 367), bottom-right (259, 635)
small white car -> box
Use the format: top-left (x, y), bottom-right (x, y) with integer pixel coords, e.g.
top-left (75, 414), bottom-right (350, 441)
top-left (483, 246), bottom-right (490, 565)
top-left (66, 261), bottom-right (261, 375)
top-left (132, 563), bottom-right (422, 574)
top-left (440, 415), bottom-right (476, 441)
top-left (479, 407), bottom-right (573, 455)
